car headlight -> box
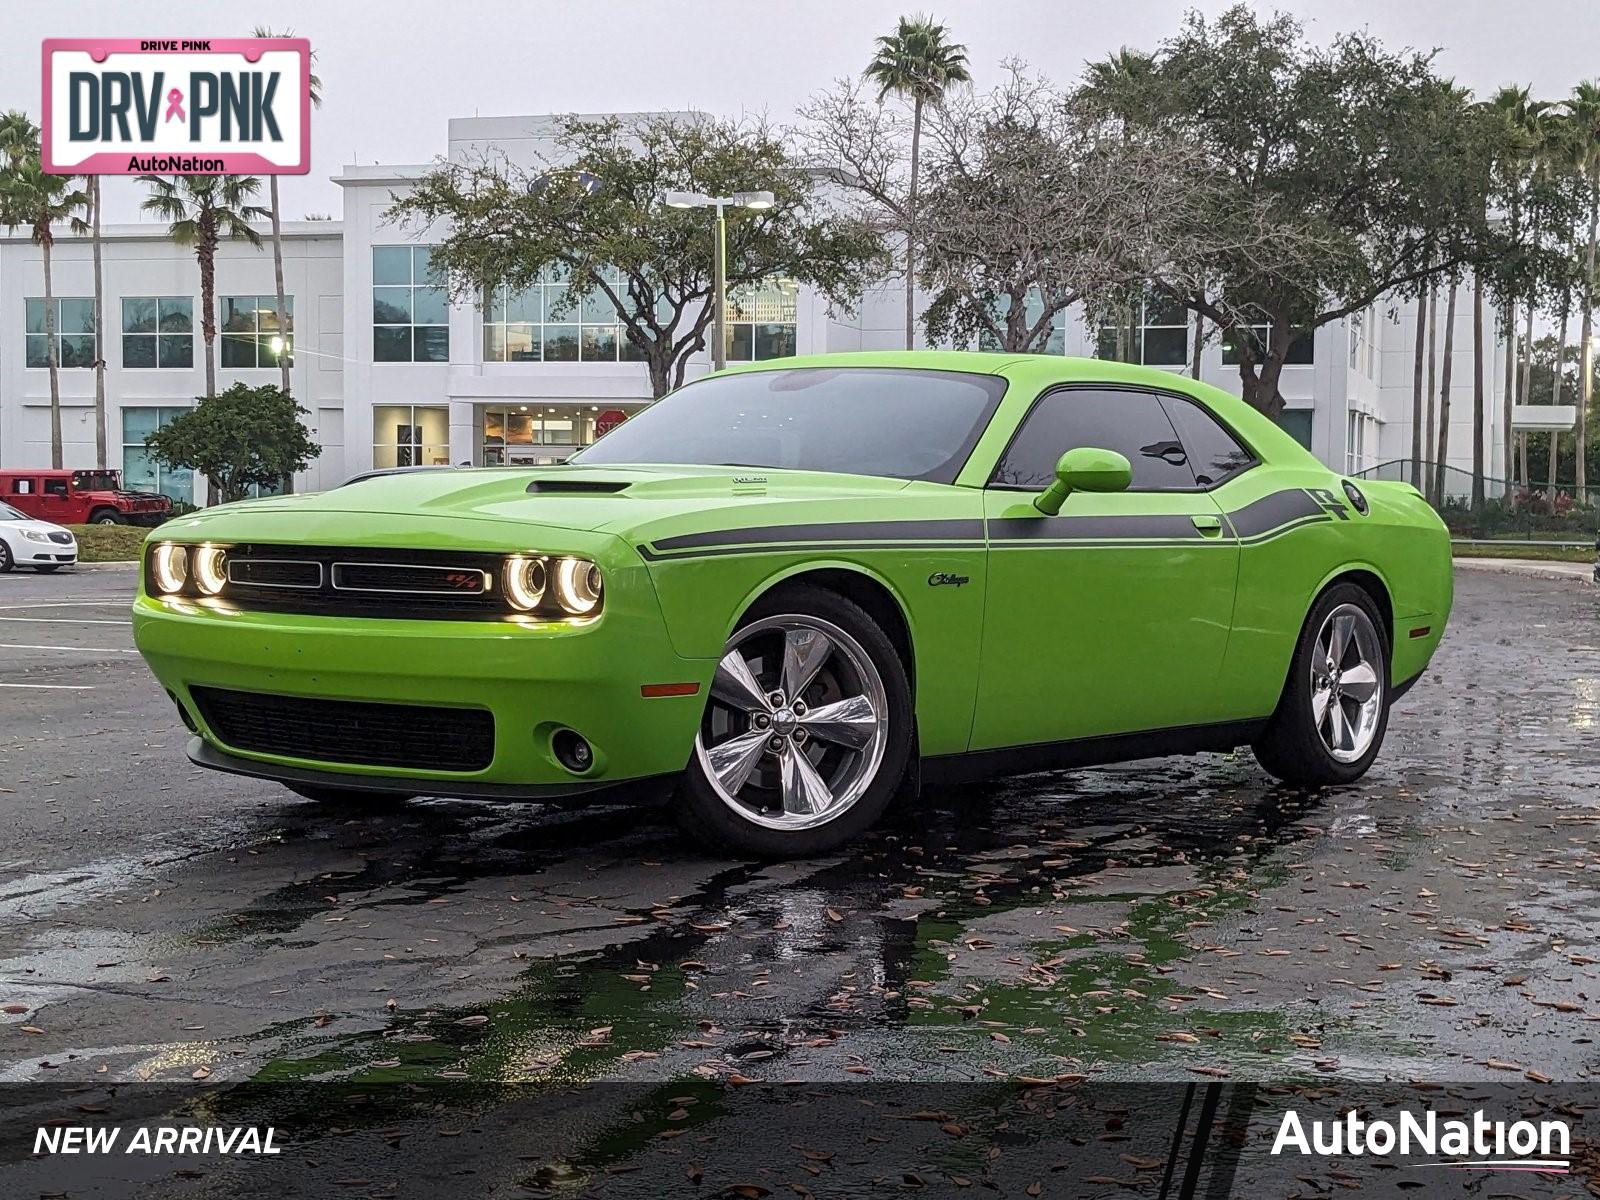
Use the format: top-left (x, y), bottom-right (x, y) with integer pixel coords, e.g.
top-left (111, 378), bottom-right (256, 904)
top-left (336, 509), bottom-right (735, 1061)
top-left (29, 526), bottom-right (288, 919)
top-left (20, 529), bottom-right (51, 543)
top-left (192, 545), bottom-right (228, 595)
top-left (503, 555), bottom-right (549, 611)
top-left (151, 543), bottom-right (189, 594)
top-left (553, 557), bottom-right (603, 616)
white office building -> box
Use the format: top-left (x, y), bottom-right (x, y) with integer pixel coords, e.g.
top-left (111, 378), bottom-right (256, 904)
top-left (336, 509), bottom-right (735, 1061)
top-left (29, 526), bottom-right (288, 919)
top-left (0, 113), bottom-right (1513, 503)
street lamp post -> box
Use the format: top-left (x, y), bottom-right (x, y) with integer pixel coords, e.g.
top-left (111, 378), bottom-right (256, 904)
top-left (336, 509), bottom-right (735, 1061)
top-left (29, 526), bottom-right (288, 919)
top-left (663, 190), bottom-right (775, 371)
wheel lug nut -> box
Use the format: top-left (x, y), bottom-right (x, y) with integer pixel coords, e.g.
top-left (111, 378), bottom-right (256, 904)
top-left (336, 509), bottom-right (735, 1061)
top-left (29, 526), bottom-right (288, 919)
top-left (753, 714), bottom-right (770, 729)
top-left (767, 736), bottom-right (785, 753)
top-left (768, 692), bottom-right (785, 708)
top-left (793, 728), bottom-right (808, 743)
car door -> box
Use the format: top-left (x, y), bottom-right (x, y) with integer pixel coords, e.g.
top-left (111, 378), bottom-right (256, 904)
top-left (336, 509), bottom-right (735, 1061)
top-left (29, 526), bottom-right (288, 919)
top-left (40, 477), bottom-right (74, 525)
top-left (971, 385), bottom-right (1242, 751)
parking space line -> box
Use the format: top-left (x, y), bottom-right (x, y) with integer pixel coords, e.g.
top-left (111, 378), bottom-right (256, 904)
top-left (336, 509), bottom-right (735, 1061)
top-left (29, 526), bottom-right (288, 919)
top-left (0, 682), bottom-right (95, 690)
top-left (0, 643), bottom-right (137, 654)
top-left (0, 601), bottom-right (133, 610)
top-left (0, 616), bottom-right (131, 626)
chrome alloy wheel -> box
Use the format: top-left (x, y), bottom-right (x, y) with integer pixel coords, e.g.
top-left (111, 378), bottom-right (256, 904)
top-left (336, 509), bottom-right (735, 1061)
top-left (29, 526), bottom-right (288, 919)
top-left (1310, 603), bottom-right (1384, 763)
top-left (695, 614), bottom-right (889, 831)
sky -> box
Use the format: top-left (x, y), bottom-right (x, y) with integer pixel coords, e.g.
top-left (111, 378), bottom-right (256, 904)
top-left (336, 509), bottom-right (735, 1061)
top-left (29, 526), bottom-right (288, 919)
top-left (5, 0), bottom-right (1598, 224)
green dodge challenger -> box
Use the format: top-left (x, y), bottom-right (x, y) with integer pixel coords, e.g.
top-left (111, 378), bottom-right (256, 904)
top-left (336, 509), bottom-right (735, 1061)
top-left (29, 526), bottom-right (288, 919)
top-left (133, 352), bottom-right (1452, 856)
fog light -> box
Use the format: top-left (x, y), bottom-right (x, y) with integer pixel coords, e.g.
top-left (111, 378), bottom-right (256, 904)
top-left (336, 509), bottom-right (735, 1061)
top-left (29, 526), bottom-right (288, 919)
top-left (193, 545), bottom-right (228, 595)
top-left (551, 728), bottom-right (594, 773)
top-left (151, 543), bottom-right (188, 594)
top-left (553, 557), bottom-right (602, 615)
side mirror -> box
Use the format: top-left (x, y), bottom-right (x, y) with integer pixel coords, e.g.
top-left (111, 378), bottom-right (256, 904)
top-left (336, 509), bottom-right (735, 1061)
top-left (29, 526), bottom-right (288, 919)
top-left (1033, 447), bottom-right (1133, 516)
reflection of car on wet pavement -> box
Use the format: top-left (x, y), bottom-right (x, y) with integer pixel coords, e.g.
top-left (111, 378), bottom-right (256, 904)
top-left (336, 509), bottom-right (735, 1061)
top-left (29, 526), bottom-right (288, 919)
top-left (131, 351), bottom-right (1453, 856)
top-left (0, 499), bottom-right (76, 573)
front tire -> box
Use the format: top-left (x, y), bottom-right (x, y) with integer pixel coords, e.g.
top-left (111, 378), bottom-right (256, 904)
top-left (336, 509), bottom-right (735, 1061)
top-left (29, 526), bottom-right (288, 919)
top-left (33, 564), bottom-right (62, 574)
top-left (1253, 583), bottom-right (1390, 787)
top-left (0, 541), bottom-right (13, 573)
top-left (90, 509), bottom-right (123, 525)
top-left (676, 585), bottom-right (913, 858)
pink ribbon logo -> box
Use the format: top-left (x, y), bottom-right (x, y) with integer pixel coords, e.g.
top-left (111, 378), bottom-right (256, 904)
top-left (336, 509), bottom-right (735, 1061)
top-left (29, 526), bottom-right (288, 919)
top-left (164, 88), bottom-right (185, 123)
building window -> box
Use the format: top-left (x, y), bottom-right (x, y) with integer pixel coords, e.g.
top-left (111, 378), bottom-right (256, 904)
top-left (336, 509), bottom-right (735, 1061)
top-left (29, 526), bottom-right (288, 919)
top-left (373, 246), bottom-right (449, 363)
top-left (1280, 408), bottom-right (1314, 450)
top-left (482, 405), bottom-right (610, 463)
top-left (725, 279), bottom-right (799, 361)
top-left (220, 295), bottom-right (293, 368)
top-left (1347, 307), bottom-right (1376, 379)
top-left (1221, 323), bottom-right (1314, 367)
top-left (373, 404), bottom-right (449, 469)
top-left (975, 289), bottom-right (1066, 355)
top-left (25, 297), bottom-right (97, 368)
top-left (1095, 294), bottom-right (1189, 367)
top-left (483, 267), bottom-right (647, 364)
top-left (122, 407), bottom-right (194, 505)
top-left (122, 297), bottom-right (194, 368)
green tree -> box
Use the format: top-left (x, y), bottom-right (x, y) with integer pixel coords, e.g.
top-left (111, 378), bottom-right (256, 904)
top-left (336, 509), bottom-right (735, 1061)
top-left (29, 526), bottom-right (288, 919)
top-left (138, 175), bottom-right (270, 397)
top-left (389, 113), bottom-right (885, 398)
top-left (0, 148), bottom-right (88, 468)
top-left (864, 13), bottom-right (971, 350)
top-left (1079, 6), bottom-right (1497, 420)
top-left (249, 26), bottom-right (323, 397)
top-left (1563, 80), bottom-right (1600, 494)
top-left (143, 383), bottom-right (319, 504)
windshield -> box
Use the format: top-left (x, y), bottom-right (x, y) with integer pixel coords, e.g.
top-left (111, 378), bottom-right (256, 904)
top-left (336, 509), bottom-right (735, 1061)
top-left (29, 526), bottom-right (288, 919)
top-left (0, 501), bottom-right (24, 521)
top-left (571, 367), bottom-right (1008, 484)
top-left (73, 470), bottom-right (121, 490)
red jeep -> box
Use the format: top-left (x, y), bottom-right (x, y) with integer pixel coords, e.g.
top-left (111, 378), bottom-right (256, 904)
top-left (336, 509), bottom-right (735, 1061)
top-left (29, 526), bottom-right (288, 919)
top-left (0, 469), bottom-right (173, 526)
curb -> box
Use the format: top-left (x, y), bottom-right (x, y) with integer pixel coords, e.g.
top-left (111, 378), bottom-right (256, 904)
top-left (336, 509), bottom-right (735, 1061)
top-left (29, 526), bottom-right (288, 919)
top-left (72, 560), bottom-right (140, 571)
top-left (1453, 557), bottom-right (1594, 583)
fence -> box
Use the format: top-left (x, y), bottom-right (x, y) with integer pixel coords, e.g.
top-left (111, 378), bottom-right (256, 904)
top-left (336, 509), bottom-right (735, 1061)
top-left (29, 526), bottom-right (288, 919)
top-left (1353, 460), bottom-right (1599, 544)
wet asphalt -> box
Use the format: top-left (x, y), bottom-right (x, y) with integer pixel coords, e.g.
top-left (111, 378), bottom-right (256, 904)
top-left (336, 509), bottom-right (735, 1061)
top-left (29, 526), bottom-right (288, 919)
top-left (0, 565), bottom-right (1597, 1090)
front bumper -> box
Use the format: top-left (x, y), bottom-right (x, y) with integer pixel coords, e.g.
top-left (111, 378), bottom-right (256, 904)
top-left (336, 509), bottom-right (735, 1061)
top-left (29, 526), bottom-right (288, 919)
top-left (133, 593), bottom-right (716, 794)
top-left (17, 541), bottom-right (76, 564)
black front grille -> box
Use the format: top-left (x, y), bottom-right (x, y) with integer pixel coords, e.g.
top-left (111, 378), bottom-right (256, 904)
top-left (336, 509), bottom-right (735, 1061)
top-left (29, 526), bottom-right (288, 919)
top-left (332, 561), bottom-right (489, 595)
top-left (212, 545), bottom-right (507, 619)
top-left (48, 532), bottom-right (72, 545)
top-left (191, 686), bottom-right (495, 773)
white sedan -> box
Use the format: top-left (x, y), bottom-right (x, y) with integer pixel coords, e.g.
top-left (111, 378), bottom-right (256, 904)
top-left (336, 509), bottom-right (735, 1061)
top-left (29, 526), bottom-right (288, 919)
top-left (0, 501), bottom-right (77, 573)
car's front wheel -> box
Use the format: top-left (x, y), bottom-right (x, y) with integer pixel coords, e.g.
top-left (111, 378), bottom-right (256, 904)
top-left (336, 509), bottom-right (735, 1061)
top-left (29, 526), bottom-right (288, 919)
top-left (0, 541), bottom-right (13, 573)
top-left (1253, 582), bottom-right (1390, 786)
top-left (677, 585), bottom-right (913, 857)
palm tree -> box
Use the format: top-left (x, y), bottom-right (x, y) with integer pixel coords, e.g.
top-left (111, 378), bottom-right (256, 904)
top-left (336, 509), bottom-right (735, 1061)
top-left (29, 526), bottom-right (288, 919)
top-left (1425, 284), bottom-right (1439, 498)
top-left (1434, 279), bottom-right (1459, 505)
top-left (1564, 80), bottom-right (1600, 497)
top-left (1472, 271), bottom-right (1486, 508)
top-left (0, 110), bottom-right (38, 167)
top-left (0, 154), bottom-right (89, 468)
top-left (250, 27), bottom-right (323, 396)
top-left (79, 176), bottom-right (108, 468)
top-left (1487, 86), bottom-right (1542, 491)
top-left (138, 175), bottom-right (270, 397)
top-left (1411, 279), bottom-right (1429, 489)
top-left (865, 14), bottom-right (970, 351)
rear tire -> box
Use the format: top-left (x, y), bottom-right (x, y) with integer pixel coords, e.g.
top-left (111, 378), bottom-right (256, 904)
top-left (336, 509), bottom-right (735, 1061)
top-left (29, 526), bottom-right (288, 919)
top-left (286, 783), bottom-right (414, 806)
top-left (1253, 582), bottom-right (1390, 787)
top-left (676, 584), bottom-right (913, 858)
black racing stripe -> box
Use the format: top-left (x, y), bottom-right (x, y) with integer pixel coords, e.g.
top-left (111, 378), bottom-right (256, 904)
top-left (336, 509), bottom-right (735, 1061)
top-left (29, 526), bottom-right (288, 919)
top-left (638, 539), bottom-right (986, 562)
top-left (1227, 489), bottom-right (1328, 539)
top-left (1235, 513), bottom-right (1331, 545)
top-left (987, 513), bottom-right (1204, 542)
top-left (648, 519), bottom-right (986, 553)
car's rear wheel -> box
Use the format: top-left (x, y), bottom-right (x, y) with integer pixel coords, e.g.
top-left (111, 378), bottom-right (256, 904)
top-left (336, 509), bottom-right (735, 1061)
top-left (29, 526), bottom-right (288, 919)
top-left (676, 585), bottom-right (913, 858)
top-left (1253, 582), bottom-right (1390, 786)
top-left (286, 783), bottom-right (414, 806)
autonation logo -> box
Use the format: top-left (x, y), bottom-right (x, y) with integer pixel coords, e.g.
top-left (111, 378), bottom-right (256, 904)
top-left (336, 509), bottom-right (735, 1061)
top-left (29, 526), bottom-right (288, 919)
top-left (1272, 1108), bottom-right (1570, 1173)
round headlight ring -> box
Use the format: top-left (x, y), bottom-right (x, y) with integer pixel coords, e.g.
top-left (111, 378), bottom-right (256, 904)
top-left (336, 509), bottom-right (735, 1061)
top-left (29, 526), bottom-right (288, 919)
top-left (193, 545), bottom-right (228, 595)
top-left (1342, 480), bottom-right (1369, 515)
top-left (503, 555), bottom-right (549, 611)
top-left (554, 557), bottom-right (603, 616)
top-left (151, 543), bottom-right (189, 595)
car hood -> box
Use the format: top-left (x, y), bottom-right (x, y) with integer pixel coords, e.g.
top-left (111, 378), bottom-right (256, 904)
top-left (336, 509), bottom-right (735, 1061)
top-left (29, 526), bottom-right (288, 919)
top-left (2, 517), bottom-right (72, 537)
top-left (155, 465), bottom-right (928, 549)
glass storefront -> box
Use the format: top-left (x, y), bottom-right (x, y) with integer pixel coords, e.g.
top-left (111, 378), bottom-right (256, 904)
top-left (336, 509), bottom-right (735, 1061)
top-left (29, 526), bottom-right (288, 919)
top-left (481, 405), bottom-right (635, 465)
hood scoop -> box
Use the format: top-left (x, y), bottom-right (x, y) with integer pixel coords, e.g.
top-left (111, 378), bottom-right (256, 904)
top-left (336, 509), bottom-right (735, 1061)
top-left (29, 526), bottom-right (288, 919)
top-left (525, 479), bottom-right (631, 495)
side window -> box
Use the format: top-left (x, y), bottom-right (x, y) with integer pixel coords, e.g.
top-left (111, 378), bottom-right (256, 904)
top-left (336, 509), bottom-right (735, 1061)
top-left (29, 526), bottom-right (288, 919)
top-left (44, 478), bottom-right (70, 497)
top-left (1159, 396), bottom-right (1255, 487)
top-left (992, 388), bottom-right (1197, 492)
top-left (10, 479), bottom-right (34, 495)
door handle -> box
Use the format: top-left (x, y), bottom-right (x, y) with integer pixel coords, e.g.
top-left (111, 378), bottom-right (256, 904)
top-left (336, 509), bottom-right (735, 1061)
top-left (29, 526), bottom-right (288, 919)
top-left (1191, 514), bottom-right (1224, 537)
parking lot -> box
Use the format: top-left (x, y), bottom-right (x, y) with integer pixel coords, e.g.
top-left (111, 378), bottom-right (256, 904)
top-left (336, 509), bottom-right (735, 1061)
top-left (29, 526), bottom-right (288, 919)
top-left (1, 564), bottom-right (1598, 1089)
